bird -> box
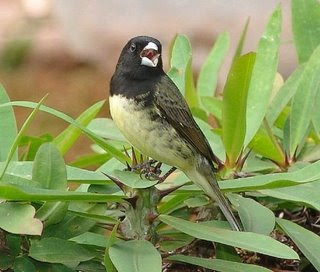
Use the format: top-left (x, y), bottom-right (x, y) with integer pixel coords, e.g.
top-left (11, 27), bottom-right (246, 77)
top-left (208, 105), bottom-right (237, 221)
top-left (109, 36), bottom-right (241, 231)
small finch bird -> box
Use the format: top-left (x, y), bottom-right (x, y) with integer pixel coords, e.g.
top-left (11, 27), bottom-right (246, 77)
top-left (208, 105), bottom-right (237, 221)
top-left (109, 36), bottom-right (241, 231)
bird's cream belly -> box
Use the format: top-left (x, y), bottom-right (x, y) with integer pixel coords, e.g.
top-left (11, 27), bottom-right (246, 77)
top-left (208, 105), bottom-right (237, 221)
top-left (109, 95), bottom-right (193, 169)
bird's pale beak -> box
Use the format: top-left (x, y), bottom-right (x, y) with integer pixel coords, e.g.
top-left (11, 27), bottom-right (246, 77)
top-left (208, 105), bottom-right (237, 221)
top-left (140, 42), bottom-right (160, 67)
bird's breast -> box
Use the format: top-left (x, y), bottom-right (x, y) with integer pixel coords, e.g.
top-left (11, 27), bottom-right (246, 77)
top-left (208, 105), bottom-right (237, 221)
top-left (109, 94), bottom-right (194, 170)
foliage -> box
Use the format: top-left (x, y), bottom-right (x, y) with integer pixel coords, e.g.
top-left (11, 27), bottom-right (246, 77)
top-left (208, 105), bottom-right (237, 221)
top-left (1, 1), bottom-right (320, 271)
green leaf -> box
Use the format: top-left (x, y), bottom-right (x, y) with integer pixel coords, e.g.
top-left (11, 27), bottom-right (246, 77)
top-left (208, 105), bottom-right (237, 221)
top-left (197, 32), bottom-right (230, 97)
top-left (0, 95), bottom-right (47, 180)
top-left (292, 0), bottom-right (320, 63)
top-left (109, 169), bottom-right (158, 188)
top-left (313, 87), bottom-right (320, 135)
top-left (266, 64), bottom-right (305, 125)
top-left (87, 118), bottom-right (126, 142)
top-left (13, 256), bottom-right (36, 272)
top-left (159, 215), bottom-right (298, 259)
top-left (185, 58), bottom-right (198, 108)
top-left (201, 96), bottom-right (222, 121)
top-left (289, 44), bottom-right (320, 156)
top-left (0, 101), bottom-right (127, 164)
top-left (228, 194), bottom-right (275, 235)
top-left (109, 240), bottom-right (162, 272)
top-left (260, 180), bottom-right (320, 211)
top-left (220, 160), bottom-right (320, 192)
top-left (0, 203), bottom-right (42, 235)
top-left (168, 34), bottom-right (192, 95)
top-left (104, 223), bottom-right (119, 272)
top-left (232, 18), bottom-right (250, 63)
top-left (244, 6), bottom-right (282, 146)
top-left (222, 53), bottom-right (256, 166)
top-left (29, 237), bottom-right (95, 268)
top-left (53, 100), bottom-right (105, 155)
top-left (277, 218), bottom-right (320, 271)
top-left (70, 232), bottom-right (108, 247)
top-left (0, 84), bottom-right (17, 161)
top-left (32, 143), bottom-right (67, 189)
top-left (168, 255), bottom-right (272, 272)
top-left (0, 183), bottom-right (124, 202)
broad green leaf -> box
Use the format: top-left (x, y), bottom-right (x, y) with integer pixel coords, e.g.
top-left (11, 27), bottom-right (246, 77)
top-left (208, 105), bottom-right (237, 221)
top-left (87, 118), bottom-right (126, 142)
top-left (70, 152), bottom-right (111, 168)
top-left (159, 215), bottom-right (298, 259)
top-left (20, 134), bottom-right (53, 161)
top-left (0, 96), bottom-right (46, 180)
top-left (245, 6), bottom-right (282, 146)
top-left (104, 223), bottom-right (119, 272)
top-left (168, 34), bottom-right (192, 95)
top-left (0, 85), bottom-right (17, 161)
top-left (312, 85), bottom-right (320, 135)
top-left (70, 232), bottom-right (108, 247)
top-left (168, 255), bottom-right (272, 272)
top-left (220, 160), bottom-right (320, 192)
top-left (13, 256), bottom-right (36, 272)
top-left (53, 100), bottom-right (105, 155)
top-left (33, 143), bottom-right (68, 225)
top-left (289, 45), bottom-right (320, 156)
top-left (277, 218), bottom-right (320, 271)
top-left (266, 64), bottom-right (305, 125)
top-left (201, 96), bottom-right (222, 121)
top-left (197, 32), bottom-right (230, 97)
top-left (0, 101), bottom-right (127, 163)
top-left (32, 143), bottom-right (67, 189)
top-left (260, 180), bottom-right (320, 210)
top-left (184, 195), bottom-right (209, 208)
top-left (222, 53), bottom-right (256, 166)
top-left (29, 237), bottom-right (95, 268)
top-left (0, 183), bottom-right (124, 202)
top-left (228, 194), bottom-right (275, 235)
top-left (68, 209), bottom-right (117, 224)
top-left (232, 18), bottom-right (250, 63)
top-left (292, 0), bottom-right (320, 63)
top-left (0, 203), bottom-right (42, 235)
top-left (185, 58), bottom-right (198, 107)
top-left (110, 169), bottom-right (158, 188)
top-left (109, 240), bottom-right (162, 272)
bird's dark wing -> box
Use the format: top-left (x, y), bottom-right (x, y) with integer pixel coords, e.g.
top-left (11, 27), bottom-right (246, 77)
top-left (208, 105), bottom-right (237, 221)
top-left (154, 76), bottom-right (220, 165)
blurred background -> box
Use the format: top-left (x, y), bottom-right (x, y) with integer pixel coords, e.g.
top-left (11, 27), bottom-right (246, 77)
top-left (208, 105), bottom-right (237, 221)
top-left (0, 0), bottom-right (296, 161)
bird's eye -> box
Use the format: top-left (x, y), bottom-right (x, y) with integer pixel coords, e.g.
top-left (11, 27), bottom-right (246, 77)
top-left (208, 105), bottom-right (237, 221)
top-left (129, 43), bottom-right (136, 52)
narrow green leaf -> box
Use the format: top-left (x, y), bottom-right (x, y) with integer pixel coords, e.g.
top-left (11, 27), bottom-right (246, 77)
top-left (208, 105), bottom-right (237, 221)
top-left (0, 184), bottom-right (124, 202)
top-left (0, 95), bottom-right (47, 180)
top-left (289, 45), bottom-right (320, 156)
top-left (292, 0), bottom-right (320, 63)
top-left (87, 118), bottom-right (126, 142)
top-left (0, 203), bottom-right (42, 235)
top-left (201, 96), bottom-right (222, 121)
top-left (185, 58), bottom-right (198, 107)
top-left (109, 240), bottom-right (162, 272)
top-left (0, 101), bottom-right (127, 164)
top-left (0, 84), bottom-right (17, 161)
top-left (110, 169), bottom-right (158, 188)
top-left (168, 34), bottom-right (192, 95)
top-left (245, 6), bottom-right (282, 146)
top-left (222, 53), bottom-right (256, 166)
top-left (228, 194), bottom-right (275, 235)
top-left (29, 237), bottom-right (95, 268)
top-left (53, 100), bottom-right (105, 155)
top-left (266, 64), bottom-right (305, 125)
top-left (260, 180), bottom-right (320, 211)
top-left (277, 218), bottom-right (320, 271)
top-left (197, 32), bottom-right (230, 97)
top-left (168, 255), bottom-right (272, 272)
top-left (104, 223), bottom-right (119, 272)
top-left (232, 18), bottom-right (250, 63)
top-left (159, 215), bottom-right (298, 259)
top-left (70, 232), bottom-right (108, 248)
top-left (158, 194), bottom-right (190, 214)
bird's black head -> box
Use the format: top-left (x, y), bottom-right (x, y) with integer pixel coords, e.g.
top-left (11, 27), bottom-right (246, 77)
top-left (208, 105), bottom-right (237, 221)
top-left (114, 36), bottom-right (164, 80)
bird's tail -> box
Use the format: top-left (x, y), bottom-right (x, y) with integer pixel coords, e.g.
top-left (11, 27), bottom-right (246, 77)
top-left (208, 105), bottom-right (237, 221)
top-left (185, 163), bottom-right (242, 231)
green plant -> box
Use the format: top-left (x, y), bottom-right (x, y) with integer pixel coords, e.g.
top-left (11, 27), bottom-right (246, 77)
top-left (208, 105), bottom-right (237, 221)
top-left (1, 1), bottom-right (320, 271)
